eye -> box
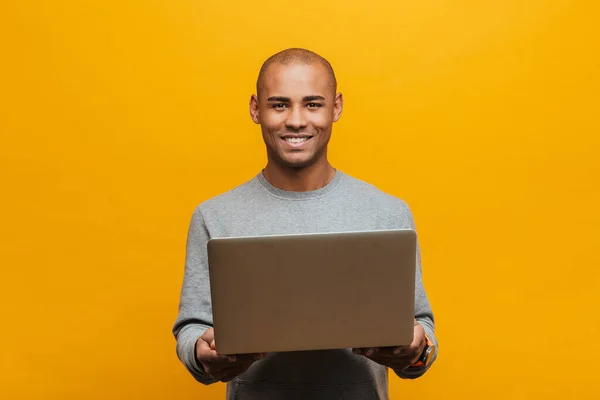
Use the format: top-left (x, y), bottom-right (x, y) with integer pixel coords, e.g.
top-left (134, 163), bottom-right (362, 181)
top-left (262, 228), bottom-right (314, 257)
top-left (307, 103), bottom-right (323, 109)
top-left (271, 103), bottom-right (288, 109)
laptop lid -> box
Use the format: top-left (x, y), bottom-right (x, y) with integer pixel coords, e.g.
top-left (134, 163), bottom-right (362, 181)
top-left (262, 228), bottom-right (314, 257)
top-left (207, 229), bottom-right (416, 355)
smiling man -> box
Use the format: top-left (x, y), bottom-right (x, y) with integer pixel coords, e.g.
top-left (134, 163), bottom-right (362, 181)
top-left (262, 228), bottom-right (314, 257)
top-left (172, 48), bottom-right (438, 400)
top-left (250, 50), bottom-right (341, 181)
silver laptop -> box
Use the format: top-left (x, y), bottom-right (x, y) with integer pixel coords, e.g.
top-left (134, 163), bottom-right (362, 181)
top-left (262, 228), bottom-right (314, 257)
top-left (207, 229), bottom-right (417, 355)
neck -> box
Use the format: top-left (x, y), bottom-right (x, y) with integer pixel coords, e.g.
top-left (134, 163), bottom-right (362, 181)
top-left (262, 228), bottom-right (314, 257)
top-left (262, 158), bottom-right (336, 192)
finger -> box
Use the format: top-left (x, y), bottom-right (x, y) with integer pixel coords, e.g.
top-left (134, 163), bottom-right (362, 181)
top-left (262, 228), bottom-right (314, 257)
top-left (353, 347), bottom-right (372, 356)
top-left (393, 339), bottom-right (425, 356)
top-left (201, 339), bottom-right (237, 363)
top-left (356, 346), bottom-right (380, 353)
top-left (354, 347), bottom-right (386, 357)
top-left (196, 339), bottom-right (218, 362)
top-left (214, 352), bottom-right (237, 363)
top-left (200, 328), bottom-right (215, 344)
top-left (213, 357), bottom-right (260, 381)
top-left (204, 352), bottom-right (237, 364)
top-left (252, 352), bottom-right (268, 361)
top-left (361, 346), bottom-right (415, 361)
top-left (198, 346), bottom-right (237, 364)
top-left (206, 355), bottom-right (256, 377)
top-left (363, 348), bottom-right (376, 357)
top-left (408, 325), bottom-right (426, 354)
top-left (371, 347), bottom-right (401, 357)
top-left (214, 352), bottom-right (267, 368)
top-left (365, 352), bottom-right (415, 365)
top-left (231, 353), bottom-right (268, 362)
top-left (393, 346), bottom-right (411, 355)
top-left (354, 346), bottom-right (403, 357)
top-left (197, 329), bottom-right (226, 362)
top-left (366, 348), bottom-right (408, 359)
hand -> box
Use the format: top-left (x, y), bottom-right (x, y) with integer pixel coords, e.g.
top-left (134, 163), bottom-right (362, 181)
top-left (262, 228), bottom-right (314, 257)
top-left (352, 319), bottom-right (426, 371)
top-left (195, 328), bottom-right (268, 382)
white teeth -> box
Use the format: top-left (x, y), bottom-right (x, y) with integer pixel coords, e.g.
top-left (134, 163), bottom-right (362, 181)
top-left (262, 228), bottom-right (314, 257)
top-left (284, 137), bottom-right (310, 143)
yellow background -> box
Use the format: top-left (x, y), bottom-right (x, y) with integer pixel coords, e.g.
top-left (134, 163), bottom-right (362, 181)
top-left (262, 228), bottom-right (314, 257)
top-left (1, 1), bottom-right (599, 399)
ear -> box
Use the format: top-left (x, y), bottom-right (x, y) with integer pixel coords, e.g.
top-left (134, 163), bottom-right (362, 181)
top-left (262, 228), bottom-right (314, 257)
top-left (333, 92), bottom-right (343, 122)
top-left (249, 94), bottom-right (260, 124)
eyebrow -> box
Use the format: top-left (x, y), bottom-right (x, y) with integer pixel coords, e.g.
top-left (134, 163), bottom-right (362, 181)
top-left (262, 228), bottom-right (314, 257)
top-left (266, 95), bottom-right (326, 102)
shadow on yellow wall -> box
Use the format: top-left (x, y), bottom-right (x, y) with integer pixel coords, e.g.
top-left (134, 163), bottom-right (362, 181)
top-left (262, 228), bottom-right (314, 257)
top-left (1, 1), bottom-right (598, 399)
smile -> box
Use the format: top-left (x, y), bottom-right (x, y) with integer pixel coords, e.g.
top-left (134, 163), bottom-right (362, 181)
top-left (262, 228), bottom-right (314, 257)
top-left (284, 137), bottom-right (310, 143)
top-left (281, 136), bottom-right (313, 148)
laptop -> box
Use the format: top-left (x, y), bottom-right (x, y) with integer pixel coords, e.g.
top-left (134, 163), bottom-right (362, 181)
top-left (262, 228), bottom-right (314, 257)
top-left (206, 229), bottom-right (417, 355)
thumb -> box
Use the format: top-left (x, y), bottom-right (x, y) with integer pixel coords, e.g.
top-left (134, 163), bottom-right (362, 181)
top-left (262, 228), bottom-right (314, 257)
top-left (210, 339), bottom-right (216, 351)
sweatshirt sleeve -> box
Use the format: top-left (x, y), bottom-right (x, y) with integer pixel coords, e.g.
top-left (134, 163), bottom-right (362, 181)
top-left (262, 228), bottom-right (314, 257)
top-left (393, 205), bottom-right (438, 379)
top-left (172, 207), bottom-right (218, 385)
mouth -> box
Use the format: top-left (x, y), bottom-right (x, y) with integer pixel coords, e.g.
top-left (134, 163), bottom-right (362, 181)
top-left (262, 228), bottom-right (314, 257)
top-left (280, 135), bottom-right (314, 148)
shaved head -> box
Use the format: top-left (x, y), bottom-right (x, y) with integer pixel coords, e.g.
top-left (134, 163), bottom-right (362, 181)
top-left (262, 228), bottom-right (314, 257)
top-left (256, 48), bottom-right (337, 98)
top-left (249, 47), bottom-right (343, 173)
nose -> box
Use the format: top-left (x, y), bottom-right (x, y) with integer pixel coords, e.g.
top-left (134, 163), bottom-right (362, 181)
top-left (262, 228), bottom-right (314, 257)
top-left (284, 106), bottom-right (307, 132)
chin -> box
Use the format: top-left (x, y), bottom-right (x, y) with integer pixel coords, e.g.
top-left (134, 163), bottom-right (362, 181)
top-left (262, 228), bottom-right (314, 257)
top-left (278, 156), bottom-right (316, 169)
top-left (282, 161), bottom-right (313, 169)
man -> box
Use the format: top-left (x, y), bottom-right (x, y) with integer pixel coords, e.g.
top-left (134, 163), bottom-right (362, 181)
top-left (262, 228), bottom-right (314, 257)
top-left (172, 48), bottom-right (438, 399)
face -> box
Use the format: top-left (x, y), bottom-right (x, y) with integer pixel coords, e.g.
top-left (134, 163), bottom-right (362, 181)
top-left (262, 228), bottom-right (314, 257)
top-left (250, 63), bottom-right (343, 169)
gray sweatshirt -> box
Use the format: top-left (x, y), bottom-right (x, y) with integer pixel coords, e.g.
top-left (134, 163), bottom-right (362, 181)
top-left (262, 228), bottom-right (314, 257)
top-left (172, 170), bottom-right (438, 399)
